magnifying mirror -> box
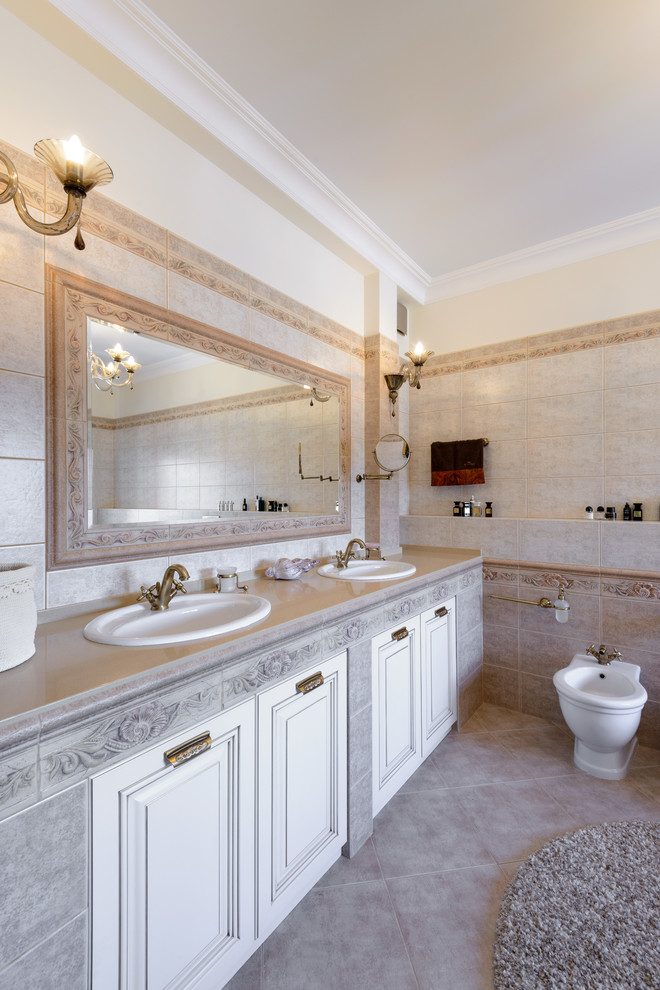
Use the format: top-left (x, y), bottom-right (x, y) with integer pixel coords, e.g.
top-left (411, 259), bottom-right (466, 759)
top-left (357, 433), bottom-right (411, 482)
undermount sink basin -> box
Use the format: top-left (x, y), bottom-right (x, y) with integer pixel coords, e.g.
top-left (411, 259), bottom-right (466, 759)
top-left (83, 593), bottom-right (271, 647)
top-left (317, 559), bottom-right (416, 582)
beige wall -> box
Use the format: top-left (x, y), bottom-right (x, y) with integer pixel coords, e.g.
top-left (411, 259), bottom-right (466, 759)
top-left (410, 238), bottom-right (660, 352)
top-left (401, 311), bottom-right (660, 746)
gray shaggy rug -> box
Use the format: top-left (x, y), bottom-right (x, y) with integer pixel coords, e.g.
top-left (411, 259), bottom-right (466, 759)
top-left (493, 821), bottom-right (660, 989)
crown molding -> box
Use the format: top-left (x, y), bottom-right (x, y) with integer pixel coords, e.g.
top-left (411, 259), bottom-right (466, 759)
top-left (45, 0), bottom-right (430, 301)
top-left (426, 206), bottom-right (660, 304)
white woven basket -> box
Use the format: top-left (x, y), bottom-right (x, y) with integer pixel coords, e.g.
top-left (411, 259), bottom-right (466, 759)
top-left (0, 563), bottom-right (37, 672)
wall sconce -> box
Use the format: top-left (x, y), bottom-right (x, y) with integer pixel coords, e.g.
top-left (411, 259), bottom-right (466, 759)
top-left (303, 384), bottom-right (331, 406)
top-left (89, 343), bottom-right (141, 393)
top-left (0, 135), bottom-right (113, 250)
top-left (384, 342), bottom-right (434, 417)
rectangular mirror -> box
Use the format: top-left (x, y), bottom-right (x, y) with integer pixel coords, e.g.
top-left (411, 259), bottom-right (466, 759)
top-left (46, 267), bottom-right (351, 569)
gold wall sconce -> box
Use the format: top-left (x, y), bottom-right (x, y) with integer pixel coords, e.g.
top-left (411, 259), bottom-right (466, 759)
top-left (0, 135), bottom-right (113, 250)
top-left (89, 342), bottom-right (141, 393)
top-left (384, 342), bottom-right (434, 416)
top-left (303, 385), bottom-right (331, 406)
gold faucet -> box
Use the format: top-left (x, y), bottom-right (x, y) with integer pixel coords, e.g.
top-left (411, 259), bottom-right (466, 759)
top-left (586, 643), bottom-right (622, 666)
top-left (335, 538), bottom-right (366, 568)
top-left (138, 563), bottom-right (190, 610)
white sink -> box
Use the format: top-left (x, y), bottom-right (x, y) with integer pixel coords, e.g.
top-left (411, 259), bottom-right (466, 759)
top-left (83, 593), bottom-right (271, 647)
top-left (317, 559), bottom-right (416, 581)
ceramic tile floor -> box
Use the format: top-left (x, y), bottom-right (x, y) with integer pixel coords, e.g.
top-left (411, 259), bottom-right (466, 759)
top-left (227, 704), bottom-right (660, 990)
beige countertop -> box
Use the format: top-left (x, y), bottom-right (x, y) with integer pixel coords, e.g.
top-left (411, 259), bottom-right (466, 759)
top-left (0, 547), bottom-right (481, 728)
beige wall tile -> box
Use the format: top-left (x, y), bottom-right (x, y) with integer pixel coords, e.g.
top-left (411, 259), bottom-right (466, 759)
top-left (527, 348), bottom-right (603, 398)
top-left (528, 390), bottom-right (602, 438)
top-left (483, 664), bottom-right (520, 710)
top-left (601, 597), bottom-right (660, 653)
top-left (601, 521), bottom-right (660, 572)
top-left (518, 589), bottom-right (600, 642)
top-left (0, 281), bottom-right (43, 376)
top-left (527, 479), bottom-right (604, 519)
top-left (462, 361), bottom-right (526, 405)
top-left (0, 459), bottom-right (45, 545)
top-left (519, 520), bottom-right (600, 567)
top-left (168, 270), bottom-right (249, 337)
top-left (0, 209), bottom-right (44, 294)
top-left (604, 336), bottom-right (660, 388)
top-left (0, 371), bottom-right (43, 458)
top-left (483, 623), bottom-right (519, 669)
top-left (399, 514), bottom-right (452, 546)
top-left (528, 435), bottom-right (602, 478)
top-left (46, 555), bottom-right (170, 609)
top-left (605, 429), bottom-right (660, 477)
top-left (605, 383), bottom-right (660, 433)
top-left (451, 517), bottom-right (518, 559)
top-left (520, 672), bottom-right (563, 723)
top-left (46, 228), bottom-right (167, 308)
top-left (462, 400), bottom-right (526, 441)
top-left (518, 629), bottom-right (588, 677)
top-left (485, 440), bottom-right (526, 479)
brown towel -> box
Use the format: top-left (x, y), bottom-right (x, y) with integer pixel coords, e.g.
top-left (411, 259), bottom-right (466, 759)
top-left (431, 439), bottom-right (485, 487)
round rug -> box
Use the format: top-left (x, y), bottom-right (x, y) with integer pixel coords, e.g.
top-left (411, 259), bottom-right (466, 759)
top-left (493, 821), bottom-right (660, 990)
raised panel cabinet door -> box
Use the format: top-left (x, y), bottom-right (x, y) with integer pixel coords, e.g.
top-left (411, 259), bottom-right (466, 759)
top-left (372, 616), bottom-right (421, 816)
top-left (420, 599), bottom-right (457, 759)
top-left (91, 699), bottom-right (256, 990)
top-left (258, 652), bottom-right (347, 938)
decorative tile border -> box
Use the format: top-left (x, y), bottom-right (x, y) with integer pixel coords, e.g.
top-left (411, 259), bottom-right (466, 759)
top-left (91, 383), bottom-right (305, 431)
top-left (600, 578), bottom-right (660, 600)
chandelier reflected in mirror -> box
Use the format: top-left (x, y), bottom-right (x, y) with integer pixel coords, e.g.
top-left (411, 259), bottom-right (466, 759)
top-left (88, 342), bottom-right (141, 393)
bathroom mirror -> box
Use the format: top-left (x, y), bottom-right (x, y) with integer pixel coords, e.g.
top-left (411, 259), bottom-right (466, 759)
top-left (373, 434), bottom-right (411, 474)
top-left (46, 267), bottom-right (351, 569)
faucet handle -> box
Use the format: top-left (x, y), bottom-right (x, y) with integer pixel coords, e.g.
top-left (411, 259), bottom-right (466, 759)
top-left (137, 583), bottom-right (159, 605)
top-left (608, 647), bottom-right (623, 663)
top-left (172, 580), bottom-right (187, 595)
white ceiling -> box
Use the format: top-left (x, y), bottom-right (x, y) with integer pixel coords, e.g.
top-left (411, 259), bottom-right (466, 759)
top-left (30, 1), bottom-right (660, 299)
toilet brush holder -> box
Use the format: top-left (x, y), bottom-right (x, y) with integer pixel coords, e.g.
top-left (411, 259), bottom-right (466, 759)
top-left (0, 563), bottom-right (37, 671)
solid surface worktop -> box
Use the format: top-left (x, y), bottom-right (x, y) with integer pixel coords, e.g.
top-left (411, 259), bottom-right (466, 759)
top-left (0, 547), bottom-right (481, 732)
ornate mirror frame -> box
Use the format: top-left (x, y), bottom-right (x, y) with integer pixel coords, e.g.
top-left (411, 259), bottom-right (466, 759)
top-left (46, 266), bottom-right (351, 569)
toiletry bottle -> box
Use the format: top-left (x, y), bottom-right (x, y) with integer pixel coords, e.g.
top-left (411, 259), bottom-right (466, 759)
top-left (596, 506), bottom-right (605, 520)
top-left (605, 506), bottom-right (616, 520)
top-left (463, 499), bottom-right (471, 517)
top-left (242, 498), bottom-right (248, 511)
top-left (469, 494), bottom-right (475, 516)
top-left (453, 501), bottom-right (461, 517)
top-left (623, 502), bottom-right (631, 520)
top-left (258, 495), bottom-right (266, 512)
top-left (633, 502), bottom-right (643, 521)
top-left (585, 506), bottom-right (593, 519)
top-left (485, 501), bottom-right (493, 517)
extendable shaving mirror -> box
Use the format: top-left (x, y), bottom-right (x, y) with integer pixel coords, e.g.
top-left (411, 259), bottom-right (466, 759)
top-left (356, 433), bottom-right (411, 482)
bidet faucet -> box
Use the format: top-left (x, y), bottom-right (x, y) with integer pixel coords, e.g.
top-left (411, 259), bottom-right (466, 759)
top-left (138, 563), bottom-right (190, 611)
top-left (335, 538), bottom-right (366, 568)
top-left (586, 643), bottom-right (622, 666)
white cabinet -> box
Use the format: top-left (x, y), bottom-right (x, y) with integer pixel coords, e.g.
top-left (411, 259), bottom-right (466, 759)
top-left (372, 599), bottom-right (456, 815)
top-left (91, 651), bottom-right (347, 990)
top-left (257, 651), bottom-right (347, 937)
top-left (371, 616), bottom-right (421, 816)
top-left (91, 699), bottom-right (256, 990)
top-left (420, 601), bottom-right (457, 758)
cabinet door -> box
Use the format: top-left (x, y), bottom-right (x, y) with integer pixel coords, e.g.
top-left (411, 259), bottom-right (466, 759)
top-left (258, 652), bottom-right (347, 938)
top-left (372, 616), bottom-right (421, 816)
top-left (91, 700), bottom-right (256, 990)
top-left (420, 599), bottom-right (457, 758)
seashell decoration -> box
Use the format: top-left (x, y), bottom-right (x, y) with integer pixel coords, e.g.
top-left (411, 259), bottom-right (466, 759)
top-left (265, 557), bottom-right (320, 580)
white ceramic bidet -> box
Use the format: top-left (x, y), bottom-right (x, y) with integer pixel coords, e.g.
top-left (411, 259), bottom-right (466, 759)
top-left (553, 653), bottom-right (647, 780)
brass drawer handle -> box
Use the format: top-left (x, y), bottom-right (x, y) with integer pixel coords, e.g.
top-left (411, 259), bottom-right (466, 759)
top-left (164, 731), bottom-right (212, 767)
top-left (296, 671), bottom-right (324, 694)
top-left (391, 627), bottom-right (409, 641)
top-left (435, 607), bottom-right (448, 618)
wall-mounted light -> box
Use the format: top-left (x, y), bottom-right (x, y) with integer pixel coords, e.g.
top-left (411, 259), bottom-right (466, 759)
top-left (384, 342), bottom-right (434, 417)
top-left (0, 135), bottom-right (113, 250)
top-left (303, 384), bottom-right (331, 406)
top-left (89, 343), bottom-right (141, 393)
